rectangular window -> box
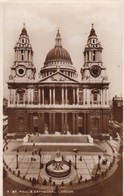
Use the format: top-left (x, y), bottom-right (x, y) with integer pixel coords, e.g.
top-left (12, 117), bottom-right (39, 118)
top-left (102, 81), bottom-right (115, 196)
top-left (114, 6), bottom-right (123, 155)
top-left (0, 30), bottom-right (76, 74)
top-left (93, 93), bottom-right (97, 102)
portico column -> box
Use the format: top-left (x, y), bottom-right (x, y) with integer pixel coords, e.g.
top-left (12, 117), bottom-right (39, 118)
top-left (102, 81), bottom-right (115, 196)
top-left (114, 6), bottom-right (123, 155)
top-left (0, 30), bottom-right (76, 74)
top-left (31, 89), bottom-right (34, 104)
top-left (83, 89), bottom-right (85, 105)
top-left (49, 113), bottom-right (52, 134)
top-left (75, 113), bottom-right (78, 134)
top-left (42, 87), bottom-right (44, 105)
top-left (53, 88), bottom-right (55, 104)
top-left (85, 88), bottom-right (87, 104)
top-left (49, 88), bottom-right (52, 105)
top-left (73, 88), bottom-right (75, 104)
top-left (65, 113), bottom-right (68, 134)
top-left (13, 89), bottom-right (16, 104)
top-left (65, 88), bottom-right (67, 104)
top-left (38, 88), bottom-right (40, 105)
top-left (62, 87), bottom-right (64, 105)
top-left (76, 88), bottom-right (79, 105)
top-left (52, 113), bottom-right (55, 133)
top-left (84, 113), bottom-right (87, 134)
top-left (72, 113), bottom-right (75, 134)
top-left (61, 113), bottom-right (64, 134)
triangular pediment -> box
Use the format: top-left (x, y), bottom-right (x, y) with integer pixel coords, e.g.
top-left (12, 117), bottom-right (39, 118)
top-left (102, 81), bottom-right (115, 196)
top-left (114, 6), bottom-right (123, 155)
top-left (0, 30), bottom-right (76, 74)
top-left (38, 71), bottom-right (78, 83)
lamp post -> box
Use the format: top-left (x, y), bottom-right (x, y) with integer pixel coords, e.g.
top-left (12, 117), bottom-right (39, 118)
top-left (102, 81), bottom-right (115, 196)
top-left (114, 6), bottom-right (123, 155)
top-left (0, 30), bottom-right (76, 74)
top-left (73, 148), bottom-right (78, 170)
top-left (16, 154), bottom-right (18, 169)
top-left (39, 149), bottom-right (42, 169)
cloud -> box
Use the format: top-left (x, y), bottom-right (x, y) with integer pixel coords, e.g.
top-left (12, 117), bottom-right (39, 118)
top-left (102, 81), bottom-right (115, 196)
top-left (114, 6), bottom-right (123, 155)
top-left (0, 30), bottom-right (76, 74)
top-left (70, 34), bottom-right (83, 46)
top-left (4, 4), bottom-right (57, 32)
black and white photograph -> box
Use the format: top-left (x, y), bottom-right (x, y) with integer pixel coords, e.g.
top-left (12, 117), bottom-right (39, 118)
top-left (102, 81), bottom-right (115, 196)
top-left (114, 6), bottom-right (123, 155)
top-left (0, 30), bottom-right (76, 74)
top-left (2, 0), bottom-right (123, 196)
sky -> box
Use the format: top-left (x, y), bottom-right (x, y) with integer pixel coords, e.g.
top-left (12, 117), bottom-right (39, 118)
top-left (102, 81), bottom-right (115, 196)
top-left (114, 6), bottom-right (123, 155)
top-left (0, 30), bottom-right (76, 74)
top-left (1, 0), bottom-right (123, 100)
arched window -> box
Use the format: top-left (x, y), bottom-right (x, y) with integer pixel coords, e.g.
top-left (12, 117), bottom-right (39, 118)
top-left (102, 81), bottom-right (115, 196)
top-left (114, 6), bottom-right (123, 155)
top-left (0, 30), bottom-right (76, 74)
top-left (93, 51), bottom-right (96, 61)
top-left (21, 50), bottom-right (24, 61)
top-left (93, 93), bottom-right (97, 102)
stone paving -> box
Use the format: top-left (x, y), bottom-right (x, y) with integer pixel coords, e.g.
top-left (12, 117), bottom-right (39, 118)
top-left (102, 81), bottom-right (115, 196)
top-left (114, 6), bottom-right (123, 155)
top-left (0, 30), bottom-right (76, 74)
top-left (4, 140), bottom-right (113, 185)
top-left (3, 133), bottom-right (122, 193)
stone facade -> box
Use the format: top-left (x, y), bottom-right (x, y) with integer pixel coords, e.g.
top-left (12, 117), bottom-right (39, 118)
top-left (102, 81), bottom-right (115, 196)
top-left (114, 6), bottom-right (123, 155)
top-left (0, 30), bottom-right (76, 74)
top-left (7, 24), bottom-right (110, 136)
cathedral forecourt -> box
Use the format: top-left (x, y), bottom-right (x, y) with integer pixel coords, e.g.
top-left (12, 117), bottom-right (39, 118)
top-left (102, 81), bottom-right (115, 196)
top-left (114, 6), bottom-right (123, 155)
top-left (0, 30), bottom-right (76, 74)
top-left (3, 24), bottom-right (121, 191)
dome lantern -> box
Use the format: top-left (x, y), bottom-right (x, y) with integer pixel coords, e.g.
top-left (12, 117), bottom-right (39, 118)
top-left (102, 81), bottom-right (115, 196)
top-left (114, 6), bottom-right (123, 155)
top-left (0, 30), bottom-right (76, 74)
top-left (44, 29), bottom-right (72, 65)
top-left (55, 29), bottom-right (62, 48)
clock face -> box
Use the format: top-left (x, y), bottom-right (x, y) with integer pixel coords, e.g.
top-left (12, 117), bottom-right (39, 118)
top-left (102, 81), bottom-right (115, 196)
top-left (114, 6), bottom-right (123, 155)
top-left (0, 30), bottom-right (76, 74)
top-left (16, 66), bottom-right (26, 77)
top-left (90, 65), bottom-right (101, 77)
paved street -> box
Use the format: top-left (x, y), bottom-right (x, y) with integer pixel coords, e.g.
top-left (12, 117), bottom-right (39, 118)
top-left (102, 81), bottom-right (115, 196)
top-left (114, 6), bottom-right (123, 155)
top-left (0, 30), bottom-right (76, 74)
top-left (3, 138), bottom-right (114, 187)
top-left (3, 134), bottom-right (122, 196)
top-left (3, 157), bottom-right (123, 196)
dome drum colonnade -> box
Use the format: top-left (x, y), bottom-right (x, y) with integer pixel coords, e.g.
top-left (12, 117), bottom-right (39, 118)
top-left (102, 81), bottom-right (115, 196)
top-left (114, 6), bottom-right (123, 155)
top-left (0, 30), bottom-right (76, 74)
top-left (7, 24), bottom-right (110, 136)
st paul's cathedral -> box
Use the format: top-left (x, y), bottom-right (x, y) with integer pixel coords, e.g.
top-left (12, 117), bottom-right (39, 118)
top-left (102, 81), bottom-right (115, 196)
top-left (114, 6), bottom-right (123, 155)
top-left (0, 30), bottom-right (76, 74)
top-left (7, 24), bottom-right (110, 137)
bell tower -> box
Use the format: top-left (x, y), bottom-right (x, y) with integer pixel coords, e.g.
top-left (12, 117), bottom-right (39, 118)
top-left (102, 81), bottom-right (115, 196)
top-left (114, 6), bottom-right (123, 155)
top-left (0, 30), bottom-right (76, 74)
top-left (81, 24), bottom-right (109, 107)
top-left (80, 24), bottom-right (110, 135)
top-left (9, 23), bottom-right (36, 82)
top-left (7, 24), bottom-right (36, 135)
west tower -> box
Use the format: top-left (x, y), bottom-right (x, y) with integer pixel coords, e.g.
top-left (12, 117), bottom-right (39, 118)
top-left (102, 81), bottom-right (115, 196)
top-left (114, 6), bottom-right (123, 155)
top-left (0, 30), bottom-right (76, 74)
top-left (80, 24), bottom-right (110, 135)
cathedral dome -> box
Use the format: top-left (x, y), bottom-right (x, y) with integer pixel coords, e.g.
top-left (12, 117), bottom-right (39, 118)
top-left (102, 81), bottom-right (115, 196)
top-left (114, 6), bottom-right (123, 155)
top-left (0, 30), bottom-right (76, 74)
top-left (45, 47), bottom-right (72, 64)
top-left (44, 30), bottom-right (72, 65)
